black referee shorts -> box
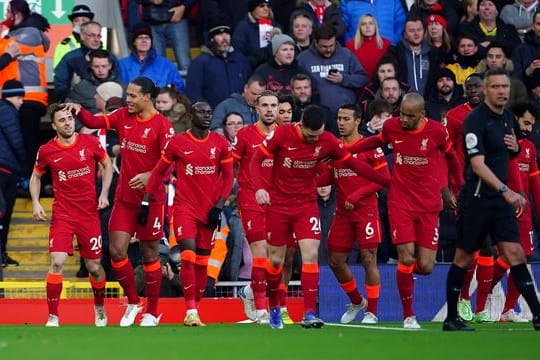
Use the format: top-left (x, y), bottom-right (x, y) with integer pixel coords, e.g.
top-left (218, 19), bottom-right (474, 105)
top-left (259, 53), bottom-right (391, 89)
top-left (456, 190), bottom-right (520, 254)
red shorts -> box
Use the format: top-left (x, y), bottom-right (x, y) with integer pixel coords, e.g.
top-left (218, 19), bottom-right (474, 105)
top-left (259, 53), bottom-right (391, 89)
top-left (239, 207), bottom-right (266, 243)
top-left (328, 211), bottom-right (381, 253)
top-left (389, 207), bottom-right (440, 251)
top-left (49, 214), bottom-right (102, 259)
top-left (174, 207), bottom-right (215, 250)
top-left (109, 199), bottom-right (165, 240)
top-left (266, 203), bottom-right (320, 247)
top-left (518, 208), bottom-right (534, 256)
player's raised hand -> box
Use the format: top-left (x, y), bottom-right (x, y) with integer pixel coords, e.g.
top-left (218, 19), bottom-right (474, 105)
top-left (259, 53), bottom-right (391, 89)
top-left (344, 200), bottom-right (355, 210)
top-left (129, 171), bottom-right (151, 189)
top-left (32, 203), bottom-right (47, 221)
top-left (504, 128), bottom-right (519, 153)
top-left (97, 194), bottom-right (109, 210)
top-left (255, 189), bottom-right (270, 205)
top-left (62, 102), bottom-right (81, 115)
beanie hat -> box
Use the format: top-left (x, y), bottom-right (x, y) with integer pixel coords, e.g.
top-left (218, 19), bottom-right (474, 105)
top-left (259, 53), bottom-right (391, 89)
top-left (435, 67), bottom-right (457, 84)
top-left (132, 22), bottom-right (153, 44)
top-left (248, 0), bottom-right (271, 12)
top-left (68, 4), bottom-right (94, 21)
top-left (2, 79), bottom-right (25, 99)
top-left (208, 22), bottom-right (232, 41)
top-left (425, 14), bottom-right (447, 30)
top-left (271, 34), bottom-right (295, 56)
top-left (477, 0), bottom-right (503, 12)
top-left (96, 82), bottom-right (123, 101)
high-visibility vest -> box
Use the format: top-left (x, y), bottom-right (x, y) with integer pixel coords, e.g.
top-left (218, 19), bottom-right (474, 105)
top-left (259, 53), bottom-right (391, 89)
top-left (207, 221), bottom-right (229, 283)
top-left (0, 37), bottom-right (48, 106)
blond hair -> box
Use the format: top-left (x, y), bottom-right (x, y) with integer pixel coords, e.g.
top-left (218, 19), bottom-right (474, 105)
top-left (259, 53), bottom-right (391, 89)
top-left (353, 14), bottom-right (384, 49)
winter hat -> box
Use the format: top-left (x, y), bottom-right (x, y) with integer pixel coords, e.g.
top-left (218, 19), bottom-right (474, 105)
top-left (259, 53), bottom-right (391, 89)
top-left (68, 4), bottom-right (94, 21)
top-left (477, 0), bottom-right (503, 12)
top-left (434, 67), bottom-right (457, 84)
top-left (208, 21), bottom-right (231, 41)
top-left (425, 14), bottom-right (447, 30)
top-left (271, 34), bottom-right (295, 56)
top-left (248, 0), bottom-right (271, 12)
top-left (132, 22), bottom-right (153, 43)
top-left (96, 82), bottom-right (123, 101)
top-left (2, 79), bottom-right (25, 99)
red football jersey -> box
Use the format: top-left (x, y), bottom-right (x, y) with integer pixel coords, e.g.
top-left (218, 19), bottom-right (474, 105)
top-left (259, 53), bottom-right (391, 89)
top-left (515, 138), bottom-right (539, 194)
top-left (445, 102), bottom-right (472, 172)
top-left (232, 123), bottom-right (274, 209)
top-left (332, 138), bottom-right (387, 217)
top-left (163, 130), bottom-right (232, 223)
top-left (259, 123), bottom-right (349, 207)
top-left (379, 117), bottom-right (451, 212)
top-left (34, 134), bottom-right (107, 215)
top-left (78, 107), bottom-right (175, 204)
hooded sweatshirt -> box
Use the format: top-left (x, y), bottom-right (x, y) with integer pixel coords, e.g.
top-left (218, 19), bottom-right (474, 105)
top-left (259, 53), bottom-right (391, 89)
top-left (500, 1), bottom-right (539, 33)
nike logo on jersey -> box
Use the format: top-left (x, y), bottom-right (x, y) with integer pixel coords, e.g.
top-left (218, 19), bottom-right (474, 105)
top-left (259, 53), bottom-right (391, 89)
top-left (53, 158), bottom-right (62, 163)
top-left (184, 151), bottom-right (194, 155)
top-left (288, 147), bottom-right (297, 150)
top-left (124, 125), bottom-right (132, 129)
top-left (395, 140), bottom-right (404, 144)
top-left (152, 231), bottom-right (161, 236)
top-left (252, 144), bottom-right (259, 148)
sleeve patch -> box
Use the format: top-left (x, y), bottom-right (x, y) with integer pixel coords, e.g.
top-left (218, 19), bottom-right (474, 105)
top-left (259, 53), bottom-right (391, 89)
top-left (465, 133), bottom-right (478, 149)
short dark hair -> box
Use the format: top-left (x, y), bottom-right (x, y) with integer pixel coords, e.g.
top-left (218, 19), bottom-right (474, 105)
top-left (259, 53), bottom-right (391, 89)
top-left (510, 101), bottom-right (540, 120)
top-left (367, 99), bottom-right (393, 119)
top-left (484, 67), bottom-right (510, 84)
top-left (130, 76), bottom-right (158, 98)
top-left (485, 42), bottom-right (508, 58)
top-left (278, 94), bottom-right (295, 110)
top-left (88, 49), bottom-right (111, 62)
top-left (301, 104), bottom-right (326, 130)
top-left (313, 23), bottom-right (336, 41)
top-left (247, 74), bottom-right (267, 88)
top-left (338, 103), bottom-right (362, 120)
top-left (256, 90), bottom-right (278, 104)
top-left (49, 103), bottom-right (69, 122)
top-left (291, 73), bottom-right (311, 86)
top-left (457, 33), bottom-right (478, 46)
top-left (222, 111), bottom-right (244, 126)
top-left (405, 15), bottom-right (424, 28)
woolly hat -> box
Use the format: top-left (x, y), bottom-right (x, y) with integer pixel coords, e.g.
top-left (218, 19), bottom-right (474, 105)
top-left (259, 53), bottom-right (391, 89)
top-left (208, 22), bottom-right (231, 41)
top-left (2, 79), bottom-right (25, 99)
top-left (477, 0), bottom-right (503, 12)
top-left (271, 34), bottom-right (295, 56)
top-left (434, 67), bottom-right (456, 84)
top-left (248, 0), bottom-right (271, 12)
top-left (132, 22), bottom-right (153, 43)
top-left (96, 82), bottom-right (123, 101)
top-left (68, 4), bottom-right (94, 21)
top-left (425, 14), bottom-right (447, 30)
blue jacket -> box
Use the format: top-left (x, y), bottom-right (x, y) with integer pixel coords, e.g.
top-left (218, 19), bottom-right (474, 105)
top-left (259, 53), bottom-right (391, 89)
top-left (186, 44), bottom-right (251, 109)
top-left (54, 44), bottom-right (122, 101)
top-left (297, 43), bottom-right (368, 114)
top-left (340, 0), bottom-right (406, 45)
top-left (119, 48), bottom-right (186, 92)
top-left (232, 12), bottom-right (278, 67)
top-left (0, 100), bottom-right (25, 175)
top-left (210, 93), bottom-right (258, 131)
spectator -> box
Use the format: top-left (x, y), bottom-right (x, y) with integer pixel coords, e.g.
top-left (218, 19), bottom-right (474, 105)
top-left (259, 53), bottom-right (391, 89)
top-left (426, 67), bottom-right (466, 121)
top-left (289, 8), bottom-right (314, 52)
top-left (55, 21), bottom-right (121, 101)
top-left (363, 98), bottom-right (394, 136)
top-left (186, 21), bottom-right (251, 109)
top-left (289, 73), bottom-right (336, 134)
top-left (424, 12), bottom-right (453, 56)
top-left (0, 80), bottom-right (25, 267)
top-left (200, 0), bottom-right (249, 31)
top-left (359, 56), bottom-right (411, 118)
top-left (119, 22), bottom-right (185, 91)
top-left (233, 0), bottom-right (278, 67)
top-left (296, 0), bottom-right (346, 40)
top-left (477, 42), bottom-right (527, 106)
top-left (409, 0), bottom-right (459, 35)
top-left (65, 49), bottom-right (123, 115)
top-left (254, 34), bottom-right (310, 94)
top-left (136, 0), bottom-right (195, 73)
top-left (341, 0), bottom-right (407, 45)
top-left (458, 0), bottom-right (521, 56)
top-left (388, 15), bottom-right (446, 97)
top-left (211, 74), bottom-right (267, 131)
top-left (0, 0), bottom-right (49, 180)
top-left (512, 9), bottom-right (540, 90)
top-left (500, 0), bottom-right (540, 38)
top-left (155, 85), bottom-right (192, 133)
top-left (446, 34), bottom-right (483, 84)
top-left (297, 24), bottom-right (368, 115)
top-left (53, 5), bottom-right (94, 68)
top-left (460, 0), bottom-right (479, 23)
top-left (346, 14), bottom-right (391, 81)
top-left (377, 77), bottom-right (405, 118)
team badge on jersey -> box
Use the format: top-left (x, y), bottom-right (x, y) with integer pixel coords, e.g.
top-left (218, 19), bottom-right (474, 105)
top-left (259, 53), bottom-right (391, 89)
top-left (79, 149), bottom-right (86, 161)
top-left (210, 147), bottom-right (216, 159)
top-left (420, 138), bottom-right (428, 151)
top-left (142, 128), bottom-right (151, 138)
top-left (313, 146), bottom-right (322, 157)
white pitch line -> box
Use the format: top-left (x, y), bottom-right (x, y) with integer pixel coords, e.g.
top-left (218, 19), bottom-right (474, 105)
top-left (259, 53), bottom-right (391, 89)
top-left (326, 323), bottom-right (424, 331)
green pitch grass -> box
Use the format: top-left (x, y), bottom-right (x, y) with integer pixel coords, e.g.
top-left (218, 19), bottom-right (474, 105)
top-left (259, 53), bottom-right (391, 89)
top-left (0, 322), bottom-right (537, 359)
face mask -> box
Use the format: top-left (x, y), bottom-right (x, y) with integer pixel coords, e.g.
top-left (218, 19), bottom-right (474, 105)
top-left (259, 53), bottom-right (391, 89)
top-left (73, 25), bottom-right (80, 34)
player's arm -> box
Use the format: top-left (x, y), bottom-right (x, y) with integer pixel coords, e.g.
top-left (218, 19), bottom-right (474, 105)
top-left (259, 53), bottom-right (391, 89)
top-left (63, 103), bottom-right (110, 129)
top-left (208, 155), bottom-right (235, 229)
top-left (97, 155), bottom-right (113, 210)
top-left (29, 170), bottom-right (46, 221)
top-left (346, 134), bottom-right (385, 154)
top-left (339, 154), bottom-right (390, 188)
top-left (138, 156), bottom-right (173, 226)
top-left (316, 163), bottom-right (334, 187)
top-left (251, 146), bottom-right (272, 205)
top-left (527, 146), bottom-right (540, 217)
top-left (346, 163), bottom-right (389, 207)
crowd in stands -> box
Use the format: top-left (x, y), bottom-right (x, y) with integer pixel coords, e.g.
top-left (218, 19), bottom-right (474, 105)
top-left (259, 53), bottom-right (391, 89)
top-left (2, 0), bottom-right (540, 287)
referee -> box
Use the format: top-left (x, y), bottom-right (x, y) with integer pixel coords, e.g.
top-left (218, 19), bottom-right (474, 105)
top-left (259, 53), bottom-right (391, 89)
top-left (443, 68), bottom-right (540, 331)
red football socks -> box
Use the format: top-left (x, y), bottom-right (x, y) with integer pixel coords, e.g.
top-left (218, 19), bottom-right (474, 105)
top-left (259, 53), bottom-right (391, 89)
top-left (88, 274), bottom-right (106, 307)
top-left (252, 257), bottom-right (268, 310)
top-left (111, 257), bottom-right (139, 304)
top-left (475, 256), bottom-right (494, 312)
top-left (301, 263), bottom-right (319, 314)
top-left (396, 263), bottom-right (415, 319)
top-left (143, 260), bottom-right (162, 316)
top-left (366, 284), bottom-right (380, 315)
top-left (46, 273), bottom-right (63, 316)
top-left (181, 250), bottom-right (196, 309)
top-left (340, 278), bottom-right (363, 305)
top-left (195, 255), bottom-right (209, 303)
top-left (265, 262), bottom-right (282, 308)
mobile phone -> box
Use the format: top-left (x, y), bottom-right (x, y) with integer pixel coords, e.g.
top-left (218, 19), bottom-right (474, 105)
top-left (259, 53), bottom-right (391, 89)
top-left (329, 69), bottom-right (339, 75)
